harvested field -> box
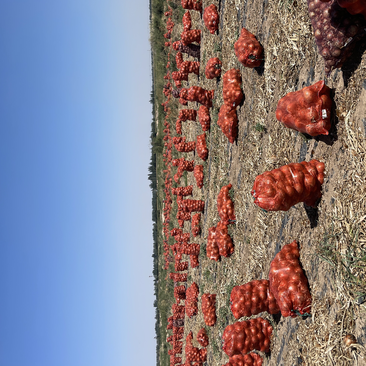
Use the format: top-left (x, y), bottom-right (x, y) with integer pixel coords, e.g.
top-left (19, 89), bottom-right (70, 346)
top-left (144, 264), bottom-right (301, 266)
top-left (153, 0), bottom-right (366, 365)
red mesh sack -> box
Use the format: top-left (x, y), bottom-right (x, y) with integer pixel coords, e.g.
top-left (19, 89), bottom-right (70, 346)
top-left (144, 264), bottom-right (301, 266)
top-left (222, 318), bottom-right (272, 356)
top-left (234, 28), bottom-right (263, 68)
top-left (203, 4), bottom-right (219, 34)
top-left (186, 282), bottom-right (199, 317)
top-left (175, 260), bottom-right (189, 272)
top-left (194, 164), bottom-right (204, 188)
top-left (190, 254), bottom-right (199, 268)
top-left (251, 160), bottom-right (325, 211)
top-left (182, 10), bottom-right (192, 31)
top-left (174, 285), bottom-right (186, 303)
top-left (178, 109), bottom-right (197, 122)
top-left (198, 105), bottom-right (211, 131)
top-left (170, 272), bottom-right (188, 283)
top-left (202, 293), bottom-right (217, 326)
top-left (307, 0), bottom-right (366, 74)
top-left (173, 136), bottom-right (196, 152)
top-left (205, 57), bottom-right (222, 79)
top-left (206, 226), bottom-right (220, 261)
top-left (191, 213), bottom-right (201, 237)
top-left (178, 198), bottom-right (204, 213)
top-left (216, 221), bottom-right (234, 258)
top-left (180, 86), bottom-right (214, 109)
top-left (169, 355), bottom-right (182, 365)
top-left (180, 60), bottom-right (200, 76)
top-left (218, 105), bottom-right (238, 143)
top-left (269, 240), bottom-right (312, 317)
top-left (337, 0), bottom-right (366, 18)
top-left (176, 52), bottom-right (184, 69)
top-left (181, 0), bottom-right (203, 12)
top-left (217, 183), bottom-right (236, 224)
top-left (172, 40), bottom-right (201, 59)
top-left (180, 243), bottom-right (200, 256)
top-left (172, 158), bottom-right (194, 171)
top-left (230, 280), bottom-right (280, 319)
top-left (276, 80), bottom-right (332, 136)
top-left (223, 69), bottom-right (243, 109)
top-left (185, 331), bottom-right (208, 363)
top-left (196, 133), bottom-right (208, 161)
top-left (181, 29), bottom-right (201, 45)
top-left (223, 353), bottom-right (263, 366)
top-left (197, 328), bottom-right (209, 347)
top-left (172, 185), bottom-right (193, 197)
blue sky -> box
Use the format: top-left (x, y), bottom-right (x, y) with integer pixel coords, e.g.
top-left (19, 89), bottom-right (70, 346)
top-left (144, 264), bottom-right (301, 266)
top-left (0, 1), bottom-right (155, 365)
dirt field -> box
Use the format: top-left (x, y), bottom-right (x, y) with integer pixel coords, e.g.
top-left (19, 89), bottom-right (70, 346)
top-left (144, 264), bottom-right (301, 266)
top-left (164, 0), bottom-right (366, 365)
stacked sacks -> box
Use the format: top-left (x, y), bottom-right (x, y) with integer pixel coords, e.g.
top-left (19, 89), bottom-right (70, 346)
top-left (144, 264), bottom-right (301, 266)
top-left (223, 69), bottom-right (244, 109)
top-left (182, 10), bottom-right (192, 31)
top-left (276, 80), bottom-right (332, 136)
top-left (234, 28), bottom-right (263, 68)
top-left (217, 184), bottom-right (236, 224)
top-left (202, 293), bottom-right (217, 326)
top-left (172, 157), bottom-right (194, 183)
top-left (170, 272), bottom-right (188, 283)
top-left (203, 4), bottom-right (219, 34)
top-left (186, 282), bottom-right (199, 317)
top-left (230, 280), bottom-right (280, 319)
top-left (178, 108), bottom-right (197, 122)
top-left (173, 40), bottom-right (200, 59)
top-left (174, 285), bottom-right (186, 303)
top-left (218, 105), bottom-right (239, 144)
top-left (307, 0), bottom-right (366, 74)
top-left (218, 69), bottom-right (243, 143)
top-left (197, 328), bottom-right (209, 347)
top-left (180, 86), bottom-right (215, 109)
top-left (172, 72), bottom-right (188, 89)
top-left (169, 355), bottom-right (181, 365)
top-left (185, 332), bottom-right (207, 364)
top-left (171, 228), bottom-right (190, 243)
top-left (194, 165), bottom-right (204, 188)
top-left (206, 226), bottom-right (220, 261)
top-left (181, 0), bottom-right (203, 12)
top-left (223, 353), bottom-right (263, 366)
top-left (269, 240), bottom-right (312, 317)
top-left (222, 318), bottom-right (272, 356)
top-left (216, 220), bottom-right (234, 258)
top-left (172, 304), bottom-right (185, 320)
top-left (251, 160), bottom-right (325, 211)
top-left (181, 29), bottom-right (202, 45)
top-left (175, 260), bottom-right (189, 272)
top-left (178, 198), bottom-right (205, 213)
top-left (180, 242), bottom-right (200, 256)
top-left (191, 213), bottom-right (201, 237)
top-left (196, 133), bottom-right (208, 161)
top-left (176, 52), bottom-right (184, 69)
top-left (172, 185), bottom-right (193, 197)
top-left (190, 254), bottom-right (199, 269)
top-left (173, 136), bottom-right (196, 152)
top-left (180, 60), bottom-right (200, 76)
top-left (198, 105), bottom-right (211, 131)
top-left (205, 57), bottom-right (222, 79)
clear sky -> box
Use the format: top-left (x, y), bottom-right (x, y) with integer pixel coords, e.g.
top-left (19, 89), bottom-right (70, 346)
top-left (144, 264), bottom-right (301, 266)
top-left (0, 1), bottom-right (155, 365)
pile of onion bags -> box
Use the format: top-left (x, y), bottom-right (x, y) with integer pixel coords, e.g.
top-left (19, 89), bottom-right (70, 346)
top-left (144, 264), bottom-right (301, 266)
top-left (176, 52), bottom-right (184, 69)
top-left (172, 185), bottom-right (193, 197)
top-left (269, 240), bottom-right (312, 317)
top-left (218, 105), bottom-right (239, 144)
top-left (186, 282), bottom-right (199, 317)
top-left (307, 0), bottom-right (366, 74)
top-left (202, 293), bottom-right (217, 326)
top-left (180, 86), bottom-right (214, 108)
top-left (194, 164), bottom-right (204, 188)
top-left (181, 29), bottom-right (202, 45)
top-left (251, 160), bottom-right (325, 211)
top-left (223, 69), bottom-right (244, 109)
top-left (197, 328), bottom-right (209, 347)
top-left (203, 4), bottom-right (219, 34)
top-left (185, 331), bottom-right (208, 363)
top-left (180, 60), bottom-right (200, 75)
top-left (181, 0), bottom-right (203, 12)
top-left (216, 221), bottom-right (234, 257)
top-left (169, 272), bottom-right (188, 283)
top-left (173, 136), bottom-right (196, 152)
top-left (234, 28), bottom-right (263, 68)
top-left (198, 105), bottom-right (211, 131)
top-left (222, 318), bottom-right (272, 356)
top-left (182, 10), bottom-right (192, 31)
top-left (196, 133), bottom-right (208, 161)
top-left (191, 213), bottom-right (201, 237)
top-left (217, 183), bottom-right (236, 224)
top-left (175, 260), bottom-right (188, 272)
top-left (230, 280), bottom-right (280, 319)
top-left (174, 285), bottom-right (186, 303)
top-left (178, 108), bottom-right (197, 122)
top-left (172, 157), bottom-right (194, 172)
top-left (276, 80), bottom-right (332, 136)
top-left (179, 198), bottom-right (205, 213)
top-left (205, 57), bottom-right (222, 79)
top-left (223, 353), bottom-right (263, 366)
top-left (206, 226), bottom-right (220, 261)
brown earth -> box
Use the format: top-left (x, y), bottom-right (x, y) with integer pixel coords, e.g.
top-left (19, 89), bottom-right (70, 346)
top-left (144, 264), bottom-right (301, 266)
top-left (167, 0), bottom-right (366, 365)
